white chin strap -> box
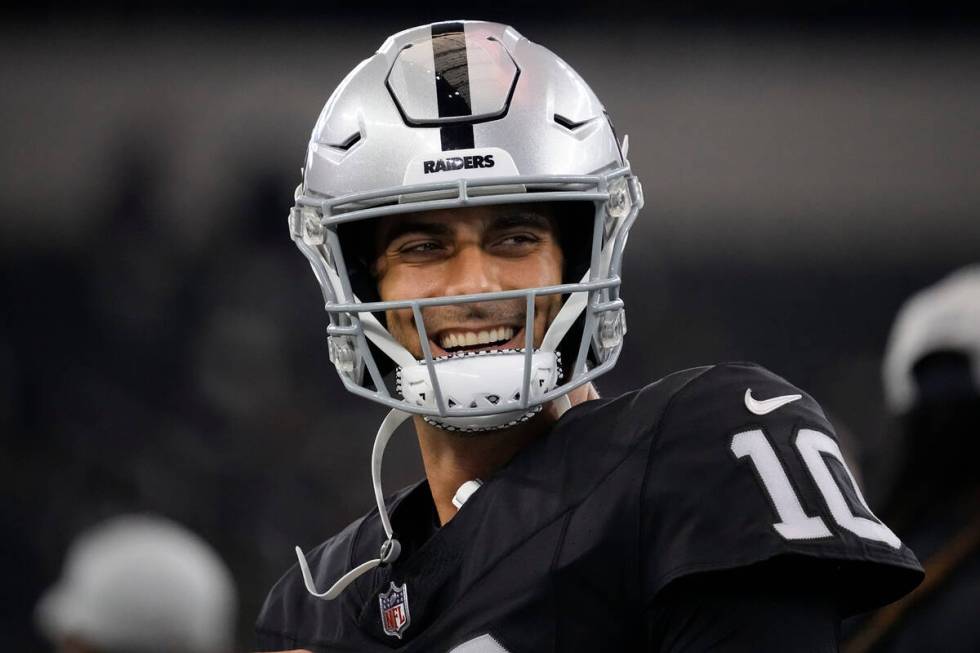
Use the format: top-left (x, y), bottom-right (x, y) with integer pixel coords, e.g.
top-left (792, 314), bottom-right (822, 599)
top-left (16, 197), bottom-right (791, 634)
top-left (296, 408), bottom-right (411, 600)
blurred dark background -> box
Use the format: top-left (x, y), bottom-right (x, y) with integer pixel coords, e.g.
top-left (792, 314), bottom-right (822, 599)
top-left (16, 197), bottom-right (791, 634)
top-left (2, 1), bottom-right (978, 649)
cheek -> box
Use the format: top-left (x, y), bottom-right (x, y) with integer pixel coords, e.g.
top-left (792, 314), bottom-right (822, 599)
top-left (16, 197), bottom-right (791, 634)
top-left (535, 294), bottom-right (563, 334)
top-left (378, 275), bottom-right (417, 348)
top-left (532, 248), bottom-right (567, 335)
top-left (377, 267), bottom-right (404, 302)
top-left (384, 308), bottom-right (418, 351)
top-left (501, 244), bottom-right (564, 288)
top-left (537, 244), bottom-right (564, 285)
top-left (378, 263), bottom-right (443, 302)
top-left (378, 268), bottom-right (435, 355)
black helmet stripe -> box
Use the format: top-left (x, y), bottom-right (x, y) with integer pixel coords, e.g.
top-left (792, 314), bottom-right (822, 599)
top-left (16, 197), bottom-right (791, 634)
top-left (431, 22), bottom-right (475, 150)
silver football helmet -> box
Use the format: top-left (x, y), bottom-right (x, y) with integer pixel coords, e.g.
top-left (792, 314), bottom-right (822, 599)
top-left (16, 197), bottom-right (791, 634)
top-left (291, 20), bottom-right (643, 599)
top-left (290, 19), bottom-right (642, 430)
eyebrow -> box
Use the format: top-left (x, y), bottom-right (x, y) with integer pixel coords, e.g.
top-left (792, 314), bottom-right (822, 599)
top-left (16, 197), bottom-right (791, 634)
top-left (487, 213), bottom-right (554, 233)
top-left (378, 211), bottom-right (555, 251)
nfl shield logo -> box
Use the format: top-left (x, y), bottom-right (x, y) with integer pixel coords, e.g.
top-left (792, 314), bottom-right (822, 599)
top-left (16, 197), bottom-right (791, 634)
top-left (379, 581), bottom-right (411, 639)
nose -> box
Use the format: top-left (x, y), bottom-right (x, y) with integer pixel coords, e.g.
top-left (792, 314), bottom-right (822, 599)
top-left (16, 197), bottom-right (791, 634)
top-left (442, 243), bottom-right (503, 297)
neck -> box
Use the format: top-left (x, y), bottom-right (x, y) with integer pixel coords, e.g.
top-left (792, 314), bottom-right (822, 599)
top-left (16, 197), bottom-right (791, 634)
top-left (416, 383), bottom-right (598, 525)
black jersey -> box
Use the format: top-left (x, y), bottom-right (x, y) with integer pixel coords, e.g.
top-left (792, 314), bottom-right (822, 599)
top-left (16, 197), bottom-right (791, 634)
top-left (257, 363), bottom-right (922, 652)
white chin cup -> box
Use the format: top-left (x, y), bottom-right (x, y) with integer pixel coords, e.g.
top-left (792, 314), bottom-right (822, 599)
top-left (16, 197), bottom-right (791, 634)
top-left (397, 350), bottom-right (562, 432)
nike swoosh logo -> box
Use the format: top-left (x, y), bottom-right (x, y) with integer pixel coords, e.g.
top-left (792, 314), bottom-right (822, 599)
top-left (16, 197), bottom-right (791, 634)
top-left (744, 389), bottom-right (802, 415)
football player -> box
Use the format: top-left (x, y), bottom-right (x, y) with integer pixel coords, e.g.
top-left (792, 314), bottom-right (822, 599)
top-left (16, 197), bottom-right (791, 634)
top-left (257, 21), bottom-right (922, 652)
top-left (36, 514), bottom-right (236, 653)
top-left (844, 266), bottom-right (980, 653)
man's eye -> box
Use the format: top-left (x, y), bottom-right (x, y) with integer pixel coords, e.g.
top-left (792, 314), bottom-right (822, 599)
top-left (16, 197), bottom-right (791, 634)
top-left (493, 233), bottom-right (541, 249)
top-left (397, 240), bottom-right (445, 256)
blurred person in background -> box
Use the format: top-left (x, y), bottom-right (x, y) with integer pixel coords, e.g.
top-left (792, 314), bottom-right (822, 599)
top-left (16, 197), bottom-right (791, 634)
top-left (256, 20), bottom-right (922, 652)
top-left (36, 514), bottom-right (236, 653)
top-left (845, 265), bottom-right (980, 653)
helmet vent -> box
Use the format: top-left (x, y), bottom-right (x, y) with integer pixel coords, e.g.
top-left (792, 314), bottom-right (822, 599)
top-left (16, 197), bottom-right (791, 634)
top-left (553, 113), bottom-right (592, 131)
top-left (329, 132), bottom-right (362, 151)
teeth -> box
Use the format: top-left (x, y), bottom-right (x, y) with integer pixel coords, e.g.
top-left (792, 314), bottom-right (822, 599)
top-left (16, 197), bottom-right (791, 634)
top-left (438, 326), bottom-right (516, 350)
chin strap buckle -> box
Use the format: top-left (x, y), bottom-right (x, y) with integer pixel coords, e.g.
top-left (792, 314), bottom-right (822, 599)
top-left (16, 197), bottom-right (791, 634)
top-left (379, 538), bottom-right (402, 565)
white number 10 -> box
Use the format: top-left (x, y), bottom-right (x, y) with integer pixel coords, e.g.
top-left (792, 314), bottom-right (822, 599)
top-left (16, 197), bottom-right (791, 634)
top-left (731, 429), bottom-right (901, 549)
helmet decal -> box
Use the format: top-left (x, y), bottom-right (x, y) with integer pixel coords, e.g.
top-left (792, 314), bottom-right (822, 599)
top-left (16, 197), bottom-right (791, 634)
top-left (403, 147), bottom-right (518, 184)
top-left (387, 21), bottom-right (521, 151)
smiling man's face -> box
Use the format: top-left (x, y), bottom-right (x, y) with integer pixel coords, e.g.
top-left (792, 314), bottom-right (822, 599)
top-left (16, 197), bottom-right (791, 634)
top-left (372, 203), bottom-right (566, 360)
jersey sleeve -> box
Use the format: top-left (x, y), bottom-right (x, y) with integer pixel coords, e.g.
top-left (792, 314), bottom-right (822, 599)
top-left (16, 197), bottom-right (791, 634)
top-left (640, 362), bottom-right (923, 615)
